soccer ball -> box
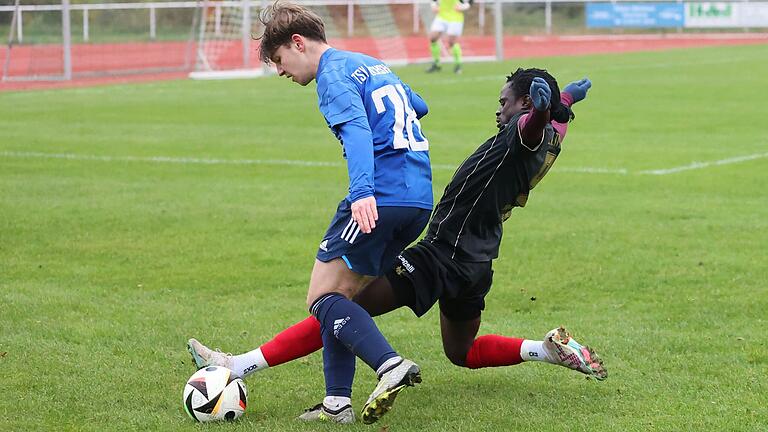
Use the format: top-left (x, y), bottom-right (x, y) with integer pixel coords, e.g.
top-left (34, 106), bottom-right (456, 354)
top-left (183, 366), bottom-right (247, 422)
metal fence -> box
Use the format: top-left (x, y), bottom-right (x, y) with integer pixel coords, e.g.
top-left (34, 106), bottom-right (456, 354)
top-left (1, 0), bottom-right (766, 81)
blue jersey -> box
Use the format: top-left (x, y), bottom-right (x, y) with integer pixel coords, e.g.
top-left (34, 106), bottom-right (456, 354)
top-left (316, 48), bottom-right (432, 210)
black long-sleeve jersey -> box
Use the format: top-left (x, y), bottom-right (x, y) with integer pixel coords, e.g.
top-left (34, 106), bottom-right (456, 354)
top-left (425, 111), bottom-right (562, 261)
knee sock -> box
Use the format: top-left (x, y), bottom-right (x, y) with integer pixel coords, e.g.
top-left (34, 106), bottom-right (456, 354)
top-left (260, 316), bottom-right (322, 367)
top-left (451, 43), bottom-right (462, 65)
top-left (465, 335), bottom-right (524, 369)
top-left (321, 321), bottom-right (356, 397)
top-left (430, 41), bottom-right (441, 64)
top-left (311, 293), bottom-right (398, 372)
top-left (233, 316), bottom-right (322, 378)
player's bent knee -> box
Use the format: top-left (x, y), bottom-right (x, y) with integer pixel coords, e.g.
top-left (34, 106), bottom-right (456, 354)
top-left (443, 348), bottom-right (469, 367)
top-left (306, 285), bottom-right (355, 309)
top-left (306, 259), bottom-right (368, 308)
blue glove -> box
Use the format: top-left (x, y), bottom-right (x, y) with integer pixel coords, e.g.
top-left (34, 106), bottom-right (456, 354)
top-left (564, 78), bottom-right (592, 103)
top-left (529, 77), bottom-right (551, 111)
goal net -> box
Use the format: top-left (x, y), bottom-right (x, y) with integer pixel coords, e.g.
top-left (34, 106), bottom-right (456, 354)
top-left (189, 0), bottom-right (264, 79)
top-left (2, 0), bottom-right (67, 81)
top-left (0, 0), bottom-right (491, 84)
top-left (1, 0), bottom-right (197, 83)
top-left (188, 1), bottom-right (441, 79)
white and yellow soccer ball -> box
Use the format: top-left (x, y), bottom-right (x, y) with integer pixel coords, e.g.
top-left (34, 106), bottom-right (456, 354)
top-left (183, 366), bottom-right (247, 422)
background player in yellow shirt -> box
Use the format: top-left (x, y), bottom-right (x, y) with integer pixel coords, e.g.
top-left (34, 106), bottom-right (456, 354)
top-left (428, 0), bottom-right (471, 74)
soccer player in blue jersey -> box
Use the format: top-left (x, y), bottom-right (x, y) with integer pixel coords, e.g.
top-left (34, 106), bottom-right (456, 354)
top-left (188, 0), bottom-right (431, 425)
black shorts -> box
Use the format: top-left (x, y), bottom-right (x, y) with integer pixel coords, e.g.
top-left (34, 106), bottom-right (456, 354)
top-left (385, 240), bottom-right (493, 321)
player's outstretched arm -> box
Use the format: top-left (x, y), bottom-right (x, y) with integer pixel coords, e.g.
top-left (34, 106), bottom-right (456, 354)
top-left (563, 78), bottom-right (592, 105)
top-left (554, 78), bottom-right (591, 142)
top-left (519, 77), bottom-right (551, 150)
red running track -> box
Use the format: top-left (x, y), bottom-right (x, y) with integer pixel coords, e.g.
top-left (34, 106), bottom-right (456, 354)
top-left (1, 33), bottom-right (766, 91)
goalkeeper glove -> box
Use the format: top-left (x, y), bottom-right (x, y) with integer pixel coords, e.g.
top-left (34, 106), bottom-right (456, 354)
top-left (530, 77), bottom-right (551, 112)
top-left (564, 78), bottom-right (592, 103)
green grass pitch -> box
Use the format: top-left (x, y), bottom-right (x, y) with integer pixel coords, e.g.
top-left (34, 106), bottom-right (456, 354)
top-left (1, 44), bottom-right (767, 431)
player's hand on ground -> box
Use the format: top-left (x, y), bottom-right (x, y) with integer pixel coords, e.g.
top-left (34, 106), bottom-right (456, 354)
top-left (351, 196), bottom-right (378, 234)
top-left (564, 78), bottom-right (592, 103)
top-left (530, 77), bottom-right (551, 111)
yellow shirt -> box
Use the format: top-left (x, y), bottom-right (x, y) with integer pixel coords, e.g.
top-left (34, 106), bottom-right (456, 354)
top-left (435, 0), bottom-right (466, 23)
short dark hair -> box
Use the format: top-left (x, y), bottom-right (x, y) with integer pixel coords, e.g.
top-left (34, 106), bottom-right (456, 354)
top-left (256, 1), bottom-right (327, 64)
top-left (506, 68), bottom-right (574, 123)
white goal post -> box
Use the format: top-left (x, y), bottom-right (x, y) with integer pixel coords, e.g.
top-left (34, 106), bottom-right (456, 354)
top-left (2, 0), bottom-right (73, 81)
top-left (189, 0), bottom-right (268, 79)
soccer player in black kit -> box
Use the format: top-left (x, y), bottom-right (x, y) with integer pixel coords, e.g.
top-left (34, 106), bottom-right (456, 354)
top-left (354, 67), bottom-right (607, 378)
top-left (187, 68), bottom-right (606, 424)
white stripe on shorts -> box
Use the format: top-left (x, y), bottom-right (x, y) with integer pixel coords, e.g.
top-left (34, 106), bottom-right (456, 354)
top-left (348, 226), bottom-right (362, 244)
top-left (340, 218), bottom-right (356, 240)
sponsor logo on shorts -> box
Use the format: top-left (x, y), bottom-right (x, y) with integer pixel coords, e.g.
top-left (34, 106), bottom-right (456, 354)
top-left (319, 240), bottom-right (329, 252)
top-left (397, 255), bottom-right (415, 273)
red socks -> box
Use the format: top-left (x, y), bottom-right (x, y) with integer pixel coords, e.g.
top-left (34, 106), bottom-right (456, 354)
top-left (259, 319), bottom-right (525, 370)
top-left (260, 316), bottom-right (323, 367)
top-left (465, 335), bottom-right (524, 369)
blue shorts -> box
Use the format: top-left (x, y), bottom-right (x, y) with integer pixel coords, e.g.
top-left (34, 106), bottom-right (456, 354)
top-left (316, 199), bottom-right (431, 277)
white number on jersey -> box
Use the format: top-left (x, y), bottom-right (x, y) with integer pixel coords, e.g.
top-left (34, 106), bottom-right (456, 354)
top-left (371, 84), bottom-right (429, 151)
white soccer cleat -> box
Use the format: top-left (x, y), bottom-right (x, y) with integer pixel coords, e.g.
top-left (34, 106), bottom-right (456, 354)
top-left (361, 359), bottom-right (421, 424)
top-left (298, 403), bottom-right (356, 424)
top-left (187, 338), bottom-right (233, 371)
top-left (543, 326), bottom-right (607, 380)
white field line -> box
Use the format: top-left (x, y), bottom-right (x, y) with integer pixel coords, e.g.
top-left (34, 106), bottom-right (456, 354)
top-left (0, 150), bottom-right (624, 174)
top-left (637, 152), bottom-right (768, 175)
top-left (557, 167), bottom-right (629, 175)
top-left (2, 150), bottom-right (766, 176)
top-left (0, 151), bottom-right (341, 167)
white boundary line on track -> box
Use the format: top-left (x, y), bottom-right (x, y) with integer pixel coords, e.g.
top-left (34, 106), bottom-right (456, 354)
top-left (2, 150), bottom-right (766, 176)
